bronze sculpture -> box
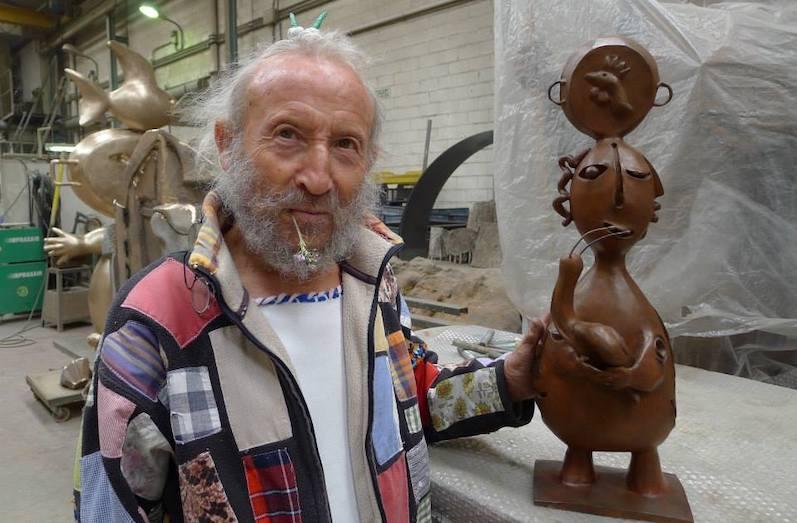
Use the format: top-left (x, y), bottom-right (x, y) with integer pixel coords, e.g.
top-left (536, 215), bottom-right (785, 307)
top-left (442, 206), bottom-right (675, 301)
top-left (44, 41), bottom-right (204, 344)
top-left (532, 37), bottom-right (692, 522)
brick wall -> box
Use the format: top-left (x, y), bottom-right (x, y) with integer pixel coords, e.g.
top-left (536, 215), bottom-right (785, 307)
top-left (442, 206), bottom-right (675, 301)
top-left (70, 0), bottom-right (495, 209)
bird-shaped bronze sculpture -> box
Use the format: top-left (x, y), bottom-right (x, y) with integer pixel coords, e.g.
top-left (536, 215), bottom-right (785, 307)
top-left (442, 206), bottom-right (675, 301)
top-left (64, 40), bottom-right (175, 130)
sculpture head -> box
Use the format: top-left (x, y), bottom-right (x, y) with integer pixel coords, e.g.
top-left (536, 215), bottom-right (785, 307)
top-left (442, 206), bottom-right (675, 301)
top-left (553, 139), bottom-right (663, 256)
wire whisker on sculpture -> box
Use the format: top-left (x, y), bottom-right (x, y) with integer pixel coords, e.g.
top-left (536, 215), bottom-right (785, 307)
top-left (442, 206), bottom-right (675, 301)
top-left (568, 225), bottom-right (617, 257)
top-left (578, 229), bottom-right (631, 257)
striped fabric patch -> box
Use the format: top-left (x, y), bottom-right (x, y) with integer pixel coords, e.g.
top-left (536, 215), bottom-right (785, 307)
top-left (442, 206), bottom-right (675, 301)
top-left (257, 286), bottom-right (342, 306)
top-left (404, 403), bottom-right (422, 434)
top-left (179, 451), bottom-right (237, 522)
top-left (387, 331), bottom-right (416, 401)
top-left (100, 321), bottom-right (165, 401)
top-left (406, 439), bottom-right (430, 503)
top-left (416, 493), bottom-right (431, 523)
top-left (97, 380), bottom-right (136, 459)
top-left (243, 448), bottom-right (301, 523)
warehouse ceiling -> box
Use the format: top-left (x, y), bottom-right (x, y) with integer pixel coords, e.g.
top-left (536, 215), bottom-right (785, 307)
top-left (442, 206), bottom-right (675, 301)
top-left (0, 0), bottom-right (74, 45)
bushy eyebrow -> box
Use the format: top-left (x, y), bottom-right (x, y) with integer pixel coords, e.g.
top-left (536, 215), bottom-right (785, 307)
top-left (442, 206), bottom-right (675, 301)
top-left (260, 110), bottom-right (367, 143)
top-left (261, 112), bottom-right (305, 132)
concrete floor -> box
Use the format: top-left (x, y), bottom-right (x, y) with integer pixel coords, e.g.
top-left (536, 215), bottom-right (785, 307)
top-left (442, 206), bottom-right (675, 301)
top-left (0, 317), bottom-right (93, 522)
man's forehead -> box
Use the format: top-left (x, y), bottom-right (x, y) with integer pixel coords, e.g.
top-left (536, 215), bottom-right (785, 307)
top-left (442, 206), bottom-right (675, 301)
top-left (246, 53), bottom-right (368, 101)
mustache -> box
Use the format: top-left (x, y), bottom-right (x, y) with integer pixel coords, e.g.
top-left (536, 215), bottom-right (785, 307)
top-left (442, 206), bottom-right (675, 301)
top-left (245, 184), bottom-right (344, 215)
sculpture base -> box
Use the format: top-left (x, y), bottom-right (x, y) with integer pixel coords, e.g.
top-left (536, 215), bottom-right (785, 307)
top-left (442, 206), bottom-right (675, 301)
top-left (533, 460), bottom-right (693, 523)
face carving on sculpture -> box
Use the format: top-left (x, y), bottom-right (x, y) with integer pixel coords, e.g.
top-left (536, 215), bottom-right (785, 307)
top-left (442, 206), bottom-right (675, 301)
top-left (559, 139), bottom-right (663, 255)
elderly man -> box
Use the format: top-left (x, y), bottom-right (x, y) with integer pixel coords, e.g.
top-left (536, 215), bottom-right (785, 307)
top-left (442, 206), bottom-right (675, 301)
top-left (77, 25), bottom-right (544, 523)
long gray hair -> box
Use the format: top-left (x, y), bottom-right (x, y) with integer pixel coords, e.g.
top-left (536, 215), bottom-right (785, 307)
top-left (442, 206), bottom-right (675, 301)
top-left (183, 28), bottom-right (383, 182)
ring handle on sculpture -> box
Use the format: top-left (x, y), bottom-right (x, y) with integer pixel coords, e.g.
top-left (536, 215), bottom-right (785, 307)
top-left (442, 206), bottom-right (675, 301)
top-left (547, 80), bottom-right (565, 106)
top-left (653, 82), bottom-right (673, 107)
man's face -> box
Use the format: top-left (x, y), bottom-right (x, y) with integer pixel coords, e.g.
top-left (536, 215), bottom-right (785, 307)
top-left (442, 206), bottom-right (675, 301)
top-left (215, 53), bottom-right (377, 277)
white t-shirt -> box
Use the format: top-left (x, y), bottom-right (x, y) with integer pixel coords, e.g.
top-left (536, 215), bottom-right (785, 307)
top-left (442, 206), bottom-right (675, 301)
top-left (257, 287), bottom-right (360, 523)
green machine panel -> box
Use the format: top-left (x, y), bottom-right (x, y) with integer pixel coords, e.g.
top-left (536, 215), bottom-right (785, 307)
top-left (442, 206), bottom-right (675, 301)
top-left (0, 261), bottom-right (46, 315)
top-left (0, 227), bottom-right (45, 264)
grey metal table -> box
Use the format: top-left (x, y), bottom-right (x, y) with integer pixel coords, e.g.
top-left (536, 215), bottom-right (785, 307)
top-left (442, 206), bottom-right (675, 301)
top-left (416, 326), bottom-right (797, 523)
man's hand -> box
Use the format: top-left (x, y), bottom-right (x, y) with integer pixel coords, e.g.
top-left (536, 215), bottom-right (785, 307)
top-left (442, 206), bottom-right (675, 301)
top-left (503, 316), bottom-right (548, 402)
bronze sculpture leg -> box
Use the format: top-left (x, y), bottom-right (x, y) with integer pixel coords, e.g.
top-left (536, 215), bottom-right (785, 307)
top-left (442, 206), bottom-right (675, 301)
top-left (560, 447), bottom-right (595, 486)
top-left (628, 448), bottom-right (667, 495)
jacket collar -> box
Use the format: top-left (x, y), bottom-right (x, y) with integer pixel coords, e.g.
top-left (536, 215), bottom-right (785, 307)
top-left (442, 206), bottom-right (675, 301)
top-left (188, 191), bottom-right (403, 314)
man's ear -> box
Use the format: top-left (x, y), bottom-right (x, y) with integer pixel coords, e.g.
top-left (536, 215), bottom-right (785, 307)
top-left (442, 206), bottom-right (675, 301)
top-left (214, 121), bottom-right (233, 171)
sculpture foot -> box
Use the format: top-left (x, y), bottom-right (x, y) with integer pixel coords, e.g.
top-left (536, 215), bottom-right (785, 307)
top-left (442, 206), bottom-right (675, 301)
top-left (560, 447), bottom-right (595, 486)
top-left (628, 448), bottom-right (668, 496)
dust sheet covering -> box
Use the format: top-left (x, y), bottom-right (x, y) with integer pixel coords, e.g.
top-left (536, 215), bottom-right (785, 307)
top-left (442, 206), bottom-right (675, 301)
top-left (494, 0), bottom-right (797, 381)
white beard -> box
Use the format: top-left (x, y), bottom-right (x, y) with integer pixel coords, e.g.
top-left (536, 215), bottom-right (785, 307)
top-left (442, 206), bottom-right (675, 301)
top-left (213, 149), bottom-right (380, 280)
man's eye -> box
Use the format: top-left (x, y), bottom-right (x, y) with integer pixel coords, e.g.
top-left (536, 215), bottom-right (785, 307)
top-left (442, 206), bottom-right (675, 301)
top-left (336, 138), bottom-right (357, 150)
top-left (277, 128), bottom-right (296, 139)
top-left (626, 169), bottom-right (651, 179)
top-left (578, 164), bottom-right (608, 180)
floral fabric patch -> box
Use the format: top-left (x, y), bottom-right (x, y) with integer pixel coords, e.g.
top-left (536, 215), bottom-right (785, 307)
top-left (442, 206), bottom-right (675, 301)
top-left (178, 451), bottom-right (238, 522)
top-left (427, 367), bottom-right (504, 432)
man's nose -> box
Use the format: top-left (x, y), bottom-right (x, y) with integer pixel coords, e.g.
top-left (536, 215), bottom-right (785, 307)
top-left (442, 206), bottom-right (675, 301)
top-left (295, 142), bottom-right (333, 195)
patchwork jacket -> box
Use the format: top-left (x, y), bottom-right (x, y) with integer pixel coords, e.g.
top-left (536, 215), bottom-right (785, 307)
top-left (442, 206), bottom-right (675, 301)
top-left (77, 192), bottom-right (534, 523)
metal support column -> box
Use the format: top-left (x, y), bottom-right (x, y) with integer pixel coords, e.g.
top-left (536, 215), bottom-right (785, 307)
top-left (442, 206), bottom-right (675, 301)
top-left (227, 0), bottom-right (238, 65)
top-left (106, 12), bottom-right (119, 90)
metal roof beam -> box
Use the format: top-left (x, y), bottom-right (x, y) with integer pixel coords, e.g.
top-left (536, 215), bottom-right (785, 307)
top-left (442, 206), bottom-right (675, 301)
top-left (0, 3), bottom-right (58, 29)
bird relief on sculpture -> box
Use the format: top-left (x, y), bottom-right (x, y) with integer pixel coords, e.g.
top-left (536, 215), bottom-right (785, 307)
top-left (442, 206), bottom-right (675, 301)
top-left (531, 37), bottom-right (693, 523)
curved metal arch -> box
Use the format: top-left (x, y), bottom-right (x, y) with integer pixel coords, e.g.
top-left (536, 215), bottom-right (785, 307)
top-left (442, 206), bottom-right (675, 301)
top-left (398, 130), bottom-right (494, 260)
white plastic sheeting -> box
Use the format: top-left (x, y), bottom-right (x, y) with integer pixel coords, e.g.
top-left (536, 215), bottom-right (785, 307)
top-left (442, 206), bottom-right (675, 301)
top-left (494, 0), bottom-right (797, 380)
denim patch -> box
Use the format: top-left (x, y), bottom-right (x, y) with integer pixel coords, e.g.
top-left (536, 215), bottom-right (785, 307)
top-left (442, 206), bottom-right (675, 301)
top-left (80, 451), bottom-right (135, 522)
